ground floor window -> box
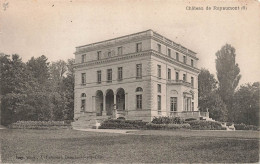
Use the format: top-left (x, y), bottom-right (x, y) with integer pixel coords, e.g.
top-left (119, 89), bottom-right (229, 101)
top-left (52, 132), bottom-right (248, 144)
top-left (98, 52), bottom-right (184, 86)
top-left (170, 97), bottom-right (177, 111)
top-left (81, 99), bottom-right (86, 112)
top-left (136, 95), bottom-right (142, 109)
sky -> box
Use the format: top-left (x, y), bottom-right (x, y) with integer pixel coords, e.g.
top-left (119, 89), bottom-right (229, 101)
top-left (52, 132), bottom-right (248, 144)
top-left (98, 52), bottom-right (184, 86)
top-left (1, 0), bottom-right (260, 85)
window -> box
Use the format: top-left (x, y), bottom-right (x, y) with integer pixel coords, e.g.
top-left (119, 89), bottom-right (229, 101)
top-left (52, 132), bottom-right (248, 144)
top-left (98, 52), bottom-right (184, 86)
top-left (81, 54), bottom-right (86, 63)
top-left (170, 97), bottom-right (177, 111)
top-left (108, 51), bottom-right (111, 58)
top-left (157, 84), bottom-right (161, 93)
top-left (157, 65), bottom-right (161, 78)
top-left (81, 99), bottom-right (86, 112)
top-left (107, 69), bottom-right (112, 82)
top-left (97, 51), bottom-right (101, 60)
top-left (176, 72), bottom-right (179, 81)
top-left (192, 102), bottom-right (194, 111)
top-left (191, 59), bottom-right (194, 67)
top-left (81, 93), bottom-right (86, 97)
top-left (118, 67), bottom-right (123, 81)
top-left (168, 68), bottom-right (171, 80)
top-left (183, 74), bottom-right (186, 81)
top-left (176, 52), bottom-right (179, 61)
top-left (136, 87), bottom-right (143, 109)
top-left (157, 44), bottom-right (161, 53)
top-left (183, 56), bottom-right (186, 64)
top-left (191, 77), bottom-right (194, 87)
top-left (136, 95), bottom-right (142, 109)
top-left (157, 95), bottom-right (161, 111)
top-left (81, 73), bottom-right (86, 84)
top-left (136, 43), bottom-right (142, 52)
top-left (168, 48), bottom-right (171, 57)
top-left (136, 64), bottom-right (142, 78)
top-left (97, 70), bottom-right (101, 83)
top-left (136, 87), bottom-right (143, 92)
top-left (118, 47), bottom-right (123, 55)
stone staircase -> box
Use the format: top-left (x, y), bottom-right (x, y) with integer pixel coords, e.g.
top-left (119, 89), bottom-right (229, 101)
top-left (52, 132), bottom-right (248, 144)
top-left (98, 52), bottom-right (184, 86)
top-left (72, 112), bottom-right (109, 129)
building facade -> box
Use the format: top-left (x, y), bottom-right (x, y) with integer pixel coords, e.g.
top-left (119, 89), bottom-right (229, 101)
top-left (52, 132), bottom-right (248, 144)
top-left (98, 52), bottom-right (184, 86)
top-left (73, 30), bottom-right (208, 127)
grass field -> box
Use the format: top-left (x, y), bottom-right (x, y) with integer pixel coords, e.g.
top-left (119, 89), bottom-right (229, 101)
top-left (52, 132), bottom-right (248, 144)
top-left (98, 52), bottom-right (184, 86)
top-left (0, 129), bottom-right (259, 163)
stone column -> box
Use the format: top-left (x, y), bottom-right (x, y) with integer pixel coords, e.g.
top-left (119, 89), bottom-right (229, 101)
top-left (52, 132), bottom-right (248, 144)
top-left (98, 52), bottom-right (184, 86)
top-left (92, 96), bottom-right (96, 113)
top-left (103, 95), bottom-right (106, 116)
top-left (125, 93), bottom-right (128, 111)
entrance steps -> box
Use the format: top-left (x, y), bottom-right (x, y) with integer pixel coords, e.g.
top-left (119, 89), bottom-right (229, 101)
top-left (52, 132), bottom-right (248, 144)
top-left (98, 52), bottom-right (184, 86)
top-left (72, 113), bottom-right (110, 129)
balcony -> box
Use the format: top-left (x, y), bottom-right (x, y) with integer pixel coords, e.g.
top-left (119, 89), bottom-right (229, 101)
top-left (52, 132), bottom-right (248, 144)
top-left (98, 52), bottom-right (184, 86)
top-left (169, 111), bottom-right (209, 119)
top-left (167, 80), bottom-right (192, 87)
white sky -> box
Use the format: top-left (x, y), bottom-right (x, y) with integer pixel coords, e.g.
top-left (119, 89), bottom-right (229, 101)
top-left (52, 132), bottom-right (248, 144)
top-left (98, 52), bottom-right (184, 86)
top-left (0, 0), bottom-right (260, 85)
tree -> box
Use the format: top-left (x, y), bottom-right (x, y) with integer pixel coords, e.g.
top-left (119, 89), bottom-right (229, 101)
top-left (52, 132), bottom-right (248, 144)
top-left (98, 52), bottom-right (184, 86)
top-left (233, 82), bottom-right (259, 125)
top-left (215, 44), bottom-right (241, 122)
top-left (198, 68), bottom-right (227, 121)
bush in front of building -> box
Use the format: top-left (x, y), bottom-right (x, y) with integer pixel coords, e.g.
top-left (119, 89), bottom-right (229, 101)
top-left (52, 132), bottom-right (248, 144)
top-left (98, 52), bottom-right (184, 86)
top-left (99, 119), bottom-right (148, 129)
top-left (151, 116), bottom-right (185, 124)
top-left (234, 123), bottom-right (259, 130)
top-left (8, 121), bottom-right (71, 129)
top-left (146, 123), bottom-right (191, 130)
top-left (186, 120), bottom-right (224, 130)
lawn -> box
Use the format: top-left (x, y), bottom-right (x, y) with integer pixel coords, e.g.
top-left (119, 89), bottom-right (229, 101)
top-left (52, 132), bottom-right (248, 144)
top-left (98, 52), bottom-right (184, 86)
top-left (0, 129), bottom-right (259, 163)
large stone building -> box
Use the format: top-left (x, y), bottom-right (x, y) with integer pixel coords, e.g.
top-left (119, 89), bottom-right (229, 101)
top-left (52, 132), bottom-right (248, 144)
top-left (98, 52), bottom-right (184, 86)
top-left (73, 30), bottom-right (208, 128)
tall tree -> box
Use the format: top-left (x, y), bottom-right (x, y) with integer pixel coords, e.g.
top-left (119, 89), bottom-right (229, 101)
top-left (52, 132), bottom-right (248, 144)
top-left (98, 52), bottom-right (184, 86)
top-left (198, 68), bottom-right (227, 121)
top-left (233, 82), bottom-right (259, 125)
top-left (215, 44), bottom-right (241, 121)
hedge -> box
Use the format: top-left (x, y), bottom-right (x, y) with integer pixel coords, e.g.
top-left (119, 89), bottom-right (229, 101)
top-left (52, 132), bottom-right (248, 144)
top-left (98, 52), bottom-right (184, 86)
top-left (234, 123), bottom-right (259, 130)
top-left (146, 123), bottom-right (191, 130)
top-left (8, 121), bottom-right (71, 129)
top-left (187, 120), bottom-right (225, 130)
top-left (99, 119), bottom-right (148, 129)
top-left (151, 116), bottom-right (185, 124)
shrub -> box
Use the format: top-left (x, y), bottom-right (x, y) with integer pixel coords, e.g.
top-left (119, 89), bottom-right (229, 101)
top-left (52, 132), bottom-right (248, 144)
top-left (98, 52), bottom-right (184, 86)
top-left (152, 116), bottom-right (185, 124)
top-left (185, 118), bottom-right (197, 122)
top-left (99, 119), bottom-right (147, 129)
top-left (187, 120), bottom-right (223, 130)
top-left (234, 123), bottom-right (258, 130)
top-left (145, 123), bottom-right (191, 130)
top-left (8, 121), bottom-right (71, 129)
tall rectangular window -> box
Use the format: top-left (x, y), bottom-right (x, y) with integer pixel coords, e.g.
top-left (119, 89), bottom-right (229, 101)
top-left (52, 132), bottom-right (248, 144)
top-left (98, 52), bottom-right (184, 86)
top-left (136, 95), bottom-right (142, 109)
top-left (157, 95), bottom-right (161, 111)
top-left (81, 99), bottom-right (86, 112)
top-left (191, 77), bottom-right (194, 87)
top-left (157, 44), bottom-right (161, 53)
top-left (81, 54), bottom-right (86, 63)
top-left (176, 72), bottom-right (179, 81)
top-left (97, 70), bottom-right (101, 83)
top-left (81, 73), bottom-right (86, 84)
top-left (168, 68), bottom-right (171, 80)
top-left (108, 51), bottom-right (111, 58)
top-left (136, 43), bottom-right (142, 52)
top-left (191, 59), bottom-right (194, 67)
top-left (183, 56), bottom-right (186, 64)
top-left (192, 102), bottom-right (194, 111)
top-left (97, 51), bottom-right (101, 60)
top-left (157, 84), bottom-right (161, 93)
top-left (183, 74), bottom-right (186, 81)
top-left (118, 47), bottom-right (123, 55)
top-left (168, 48), bottom-right (171, 57)
top-left (176, 52), bottom-right (179, 61)
top-left (107, 69), bottom-right (112, 82)
top-left (170, 97), bottom-right (177, 111)
top-left (136, 64), bottom-right (142, 78)
top-left (157, 65), bottom-right (161, 78)
top-left (118, 67), bottom-right (123, 81)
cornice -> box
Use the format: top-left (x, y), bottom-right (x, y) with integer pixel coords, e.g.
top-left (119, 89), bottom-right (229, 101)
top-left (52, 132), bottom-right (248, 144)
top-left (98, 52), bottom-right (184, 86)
top-left (151, 36), bottom-right (199, 60)
top-left (74, 50), bottom-right (200, 74)
top-left (74, 50), bottom-right (152, 69)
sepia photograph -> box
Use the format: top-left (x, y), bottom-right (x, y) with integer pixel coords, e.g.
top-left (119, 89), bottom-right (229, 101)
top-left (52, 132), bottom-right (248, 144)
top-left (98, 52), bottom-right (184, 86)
top-left (0, 0), bottom-right (259, 163)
